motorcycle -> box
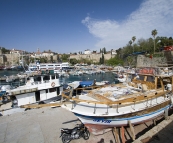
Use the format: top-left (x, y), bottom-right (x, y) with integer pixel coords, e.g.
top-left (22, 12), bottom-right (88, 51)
top-left (60, 123), bottom-right (90, 143)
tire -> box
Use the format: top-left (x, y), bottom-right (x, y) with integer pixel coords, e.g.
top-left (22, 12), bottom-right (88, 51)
top-left (83, 129), bottom-right (90, 140)
top-left (2, 96), bottom-right (8, 102)
top-left (61, 134), bottom-right (71, 143)
top-left (38, 101), bottom-right (45, 104)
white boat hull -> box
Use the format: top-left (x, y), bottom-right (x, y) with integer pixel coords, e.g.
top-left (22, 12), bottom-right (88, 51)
top-left (73, 105), bottom-right (171, 135)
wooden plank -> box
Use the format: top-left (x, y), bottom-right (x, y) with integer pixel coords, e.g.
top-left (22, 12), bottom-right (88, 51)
top-left (121, 126), bottom-right (125, 143)
top-left (113, 127), bottom-right (120, 143)
top-left (20, 103), bottom-right (62, 108)
top-left (128, 120), bottom-right (135, 141)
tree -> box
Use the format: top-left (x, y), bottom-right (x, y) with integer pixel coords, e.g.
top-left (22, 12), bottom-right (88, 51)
top-left (127, 56), bottom-right (133, 66)
top-left (151, 29), bottom-right (158, 54)
top-left (0, 47), bottom-right (10, 54)
top-left (50, 56), bottom-right (53, 63)
top-left (106, 56), bottom-right (123, 66)
top-left (129, 40), bottom-right (132, 54)
top-left (103, 47), bottom-right (106, 54)
top-left (129, 40), bottom-right (132, 46)
top-left (61, 54), bottom-right (70, 62)
top-left (70, 58), bottom-right (78, 65)
top-left (100, 48), bottom-right (102, 53)
top-left (132, 36), bottom-right (136, 53)
top-left (100, 53), bottom-right (104, 64)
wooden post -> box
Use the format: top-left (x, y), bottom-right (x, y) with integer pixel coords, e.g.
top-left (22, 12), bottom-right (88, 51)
top-left (113, 127), bottom-right (120, 143)
top-left (160, 77), bottom-right (164, 91)
top-left (144, 76), bottom-right (147, 81)
top-left (153, 119), bottom-right (156, 126)
top-left (128, 120), bottom-right (135, 141)
top-left (172, 76), bottom-right (173, 92)
top-left (69, 88), bottom-right (73, 98)
top-left (155, 76), bottom-right (158, 89)
top-left (164, 108), bottom-right (169, 120)
top-left (121, 126), bottom-right (125, 143)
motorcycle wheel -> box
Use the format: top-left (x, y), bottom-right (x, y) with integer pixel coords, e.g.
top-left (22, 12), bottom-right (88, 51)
top-left (61, 134), bottom-right (71, 143)
top-left (83, 130), bottom-right (90, 140)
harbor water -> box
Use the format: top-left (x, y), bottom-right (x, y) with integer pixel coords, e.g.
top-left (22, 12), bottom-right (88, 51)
top-left (0, 70), bottom-right (117, 86)
top-left (60, 72), bottom-right (116, 84)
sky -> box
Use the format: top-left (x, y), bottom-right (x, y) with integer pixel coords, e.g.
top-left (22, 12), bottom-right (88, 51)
top-left (0, 0), bottom-right (173, 54)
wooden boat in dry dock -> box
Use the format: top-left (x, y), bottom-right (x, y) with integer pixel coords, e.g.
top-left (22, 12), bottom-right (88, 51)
top-left (61, 66), bottom-right (173, 135)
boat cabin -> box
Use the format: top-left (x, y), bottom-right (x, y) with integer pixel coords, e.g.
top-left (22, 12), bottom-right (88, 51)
top-left (9, 74), bottom-right (63, 107)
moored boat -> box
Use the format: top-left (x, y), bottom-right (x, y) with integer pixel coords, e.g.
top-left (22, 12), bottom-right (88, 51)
top-left (8, 74), bottom-right (63, 107)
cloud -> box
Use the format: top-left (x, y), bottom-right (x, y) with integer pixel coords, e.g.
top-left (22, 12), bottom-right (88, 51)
top-left (82, 0), bottom-right (173, 50)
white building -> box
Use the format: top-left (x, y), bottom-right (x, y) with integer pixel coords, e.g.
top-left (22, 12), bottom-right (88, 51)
top-left (111, 50), bottom-right (117, 55)
top-left (30, 48), bottom-right (43, 58)
top-left (10, 49), bottom-right (24, 54)
top-left (84, 49), bottom-right (91, 55)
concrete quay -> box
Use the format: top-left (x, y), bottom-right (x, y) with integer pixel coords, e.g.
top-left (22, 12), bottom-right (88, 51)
top-left (0, 105), bottom-right (173, 143)
top-left (0, 106), bottom-right (116, 143)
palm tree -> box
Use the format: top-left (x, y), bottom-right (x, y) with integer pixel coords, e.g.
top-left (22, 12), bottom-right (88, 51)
top-left (129, 40), bottom-right (132, 46)
top-left (151, 29), bottom-right (158, 54)
top-left (129, 40), bottom-right (132, 53)
top-left (132, 36), bottom-right (136, 53)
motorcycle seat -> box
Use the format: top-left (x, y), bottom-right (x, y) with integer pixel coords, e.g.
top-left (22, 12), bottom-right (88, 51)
top-left (61, 128), bottom-right (73, 133)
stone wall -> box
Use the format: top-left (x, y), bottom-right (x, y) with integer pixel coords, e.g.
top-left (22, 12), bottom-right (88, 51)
top-left (136, 55), bottom-right (167, 67)
top-left (70, 53), bottom-right (167, 67)
top-left (0, 53), bottom-right (20, 65)
top-left (70, 53), bottom-right (114, 63)
top-left (5, 53), bottom-right (20, 65)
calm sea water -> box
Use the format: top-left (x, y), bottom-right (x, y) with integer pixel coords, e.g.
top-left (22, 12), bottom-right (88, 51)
top-left (0, 70), bottom-right (22, 76)
top-left (60, 72), bottom-right (116, 84)
top-left (0, 70), bottom-right (116, 86)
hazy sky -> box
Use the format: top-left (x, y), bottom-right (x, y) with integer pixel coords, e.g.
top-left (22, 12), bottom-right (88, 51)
top-left (0, 0), bottom-right (173, 54)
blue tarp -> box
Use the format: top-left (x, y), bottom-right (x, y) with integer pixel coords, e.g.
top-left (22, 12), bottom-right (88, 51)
top-left (79, 81), bottom-right (94, 87)
top-left (132, 52), bottom-right (145, 55)
top-left (0, 91), bottom-right (6, 97)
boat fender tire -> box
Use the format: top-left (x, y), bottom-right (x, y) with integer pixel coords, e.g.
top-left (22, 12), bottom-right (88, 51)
top-left (2, 96), bottom-right (8, 102)
top-left (51, 82), bottom-right (55, 87)
top-left (39, 101), bottom-right (45, 104)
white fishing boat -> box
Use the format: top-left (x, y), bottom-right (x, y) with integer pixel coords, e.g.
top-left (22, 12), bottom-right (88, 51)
top-left (117, 73), bottom-right (127, 83)
top-left (61, 66), bottom-right (173, 135)
top-left (8, 74), bottom-right (63, 107)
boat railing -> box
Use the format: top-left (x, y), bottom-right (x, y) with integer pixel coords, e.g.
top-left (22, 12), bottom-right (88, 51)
top-left (62, 87), bottom-right (170, 105)
top-left (61, 87), bottom-right (171, 114)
